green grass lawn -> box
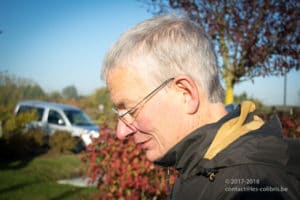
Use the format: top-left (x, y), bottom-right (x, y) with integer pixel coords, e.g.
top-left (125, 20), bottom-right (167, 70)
top-left (0, 154), bottom-right (97, 200)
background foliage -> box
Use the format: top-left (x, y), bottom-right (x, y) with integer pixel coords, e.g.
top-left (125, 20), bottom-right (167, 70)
top-left (48, 131), bottom-right (77, 154)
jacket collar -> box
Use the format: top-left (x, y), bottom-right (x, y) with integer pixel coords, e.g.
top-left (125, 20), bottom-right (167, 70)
top-left (155, 102), bottom-right (285, 180)
top-left (154, 106), bottom-right (240, 172)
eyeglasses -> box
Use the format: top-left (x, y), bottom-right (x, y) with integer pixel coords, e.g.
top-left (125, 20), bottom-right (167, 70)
top-left (112, 77), bottom-right (175, 124)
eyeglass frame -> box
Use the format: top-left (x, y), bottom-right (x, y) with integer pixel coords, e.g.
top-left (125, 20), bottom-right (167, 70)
top-left (112, 77), bottom-right (175, 123)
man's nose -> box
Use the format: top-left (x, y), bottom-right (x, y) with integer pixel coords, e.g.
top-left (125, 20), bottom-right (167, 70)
top-left (116, 119), bottom-right (135, 140)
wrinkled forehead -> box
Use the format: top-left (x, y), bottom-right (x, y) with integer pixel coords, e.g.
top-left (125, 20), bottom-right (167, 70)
top-left (107, 67), bottom-right (150, 106)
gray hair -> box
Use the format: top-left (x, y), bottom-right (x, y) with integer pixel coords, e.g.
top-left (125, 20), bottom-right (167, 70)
top-left (102, 14), bottom-right (224, 103)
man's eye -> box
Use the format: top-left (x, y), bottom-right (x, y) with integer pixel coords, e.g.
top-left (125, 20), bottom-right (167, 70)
top-left (128, 108), bottom-right (138, 117)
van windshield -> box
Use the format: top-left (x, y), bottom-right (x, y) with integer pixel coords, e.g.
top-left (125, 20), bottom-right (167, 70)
top-left (63, 109), bottom-right (94, 126)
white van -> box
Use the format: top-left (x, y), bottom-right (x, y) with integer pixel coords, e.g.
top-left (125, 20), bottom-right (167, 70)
top-left (14, 100), bottom-right (100, 147)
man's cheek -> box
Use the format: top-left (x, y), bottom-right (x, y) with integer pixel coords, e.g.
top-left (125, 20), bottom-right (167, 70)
top-left (137, 117), bottom-right (153, 131)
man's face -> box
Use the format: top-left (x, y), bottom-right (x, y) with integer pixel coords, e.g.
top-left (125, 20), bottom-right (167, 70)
top-left (107, 67), bottom-right (183, 161)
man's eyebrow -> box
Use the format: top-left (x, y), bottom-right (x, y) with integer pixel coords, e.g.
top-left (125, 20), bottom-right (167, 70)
top-left (114, 98), bottom-right (136, 109)
top-left (114, 102), bottom-right (125, 109)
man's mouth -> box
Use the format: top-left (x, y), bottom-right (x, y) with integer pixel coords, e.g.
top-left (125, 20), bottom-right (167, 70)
top-left (136, 138), bottom-right (152, 149)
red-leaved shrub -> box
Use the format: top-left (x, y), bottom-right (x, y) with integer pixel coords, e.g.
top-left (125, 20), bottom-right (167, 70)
top-left (82, 124), bottom-right (176, 200)
top-left (280, 115), bottom-right (300, 138)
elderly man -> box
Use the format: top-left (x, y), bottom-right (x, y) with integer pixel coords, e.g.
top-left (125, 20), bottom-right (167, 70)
top-left (102, 15), bottom-right (300, 200)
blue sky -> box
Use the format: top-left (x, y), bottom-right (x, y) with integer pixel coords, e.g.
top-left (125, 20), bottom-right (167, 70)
top-left (1, 0), bottom-right (299, 106)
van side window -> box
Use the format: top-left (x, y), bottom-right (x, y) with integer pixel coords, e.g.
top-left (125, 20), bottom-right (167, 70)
top-left (48, 110), bottom-right (65, 125)
top-left (17, 105), bottom-right (44, 121)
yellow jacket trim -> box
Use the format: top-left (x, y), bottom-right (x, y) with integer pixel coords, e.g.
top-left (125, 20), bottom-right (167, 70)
top-left (204, 101), bottom-right (264, 160)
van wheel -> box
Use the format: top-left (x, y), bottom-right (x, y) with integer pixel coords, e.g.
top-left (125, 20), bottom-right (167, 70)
top-left (73, 137), bottom-right (85, 153)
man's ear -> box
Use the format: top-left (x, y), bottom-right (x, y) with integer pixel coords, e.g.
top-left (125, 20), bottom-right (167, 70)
top-left (172, 76), bottom-right (200, 114)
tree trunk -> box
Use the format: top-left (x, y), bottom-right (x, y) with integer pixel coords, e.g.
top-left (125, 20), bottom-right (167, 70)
top-left (225, 74), bottom-right (234, 104)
